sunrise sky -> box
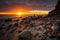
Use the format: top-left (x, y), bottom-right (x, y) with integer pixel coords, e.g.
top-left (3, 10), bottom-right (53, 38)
top-left (0, 0), bottom-right (58, 15)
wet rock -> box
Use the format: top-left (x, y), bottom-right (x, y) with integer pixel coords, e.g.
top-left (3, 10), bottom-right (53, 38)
top-left (7, 24), bottom-right (12, 30)
top-left (18, 31), bottom-right (33, 40)
top-left (14, 23), bottom-right (18, 27)
top-left (5, 18), bottom-right (12, 22)
top-left (18, 30), bottom-right (22, 33)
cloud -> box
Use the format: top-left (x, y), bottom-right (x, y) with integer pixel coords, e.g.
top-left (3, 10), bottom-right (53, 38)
top-left (0, 0), bottom-right (58, 11)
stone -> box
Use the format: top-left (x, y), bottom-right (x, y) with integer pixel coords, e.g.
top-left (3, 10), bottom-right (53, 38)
top-left (18, 31), bottom-right (33, 40)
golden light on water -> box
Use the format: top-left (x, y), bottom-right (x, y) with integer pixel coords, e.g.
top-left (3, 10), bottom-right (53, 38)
top-left (0, 10), bottom-right (49, 17)
top-left (16, 10), bottom-right (49, 15)
top-left (29, 10), bottom-right (49, 14)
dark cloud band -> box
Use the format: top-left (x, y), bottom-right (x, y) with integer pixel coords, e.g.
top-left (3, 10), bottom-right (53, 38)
top-left (0, 0), bottom-right (58, 11)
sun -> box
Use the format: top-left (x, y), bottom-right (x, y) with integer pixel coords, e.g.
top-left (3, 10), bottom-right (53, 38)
top-left (18, 12), bottom-right (23, 15)
top-left (17, 12), bottom-right (24, 17)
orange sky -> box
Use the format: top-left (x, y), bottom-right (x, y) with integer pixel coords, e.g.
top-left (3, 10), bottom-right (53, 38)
top-left (0, 11), bottom-right (49, 15)
top-left (0, 5), bottom-right (50, 16)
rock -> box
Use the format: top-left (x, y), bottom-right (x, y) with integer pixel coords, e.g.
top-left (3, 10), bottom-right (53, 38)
top-left (5, 18), bottom-right (12, 22)
top-left (48, 0), bottom-right (60, 17)
top-left (18, 31), bottom-right (33, 40)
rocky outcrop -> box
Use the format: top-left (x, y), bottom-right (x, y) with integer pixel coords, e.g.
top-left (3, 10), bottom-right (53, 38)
top-left (48, 0), bottom-right (60, 17)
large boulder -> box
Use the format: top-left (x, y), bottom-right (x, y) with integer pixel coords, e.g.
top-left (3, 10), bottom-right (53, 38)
top-left (18, 31), bottom-right (33, 40)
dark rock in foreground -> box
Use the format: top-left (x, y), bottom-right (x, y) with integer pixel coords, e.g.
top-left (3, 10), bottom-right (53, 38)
top-left (18, 31), bottom-right (33, 40)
